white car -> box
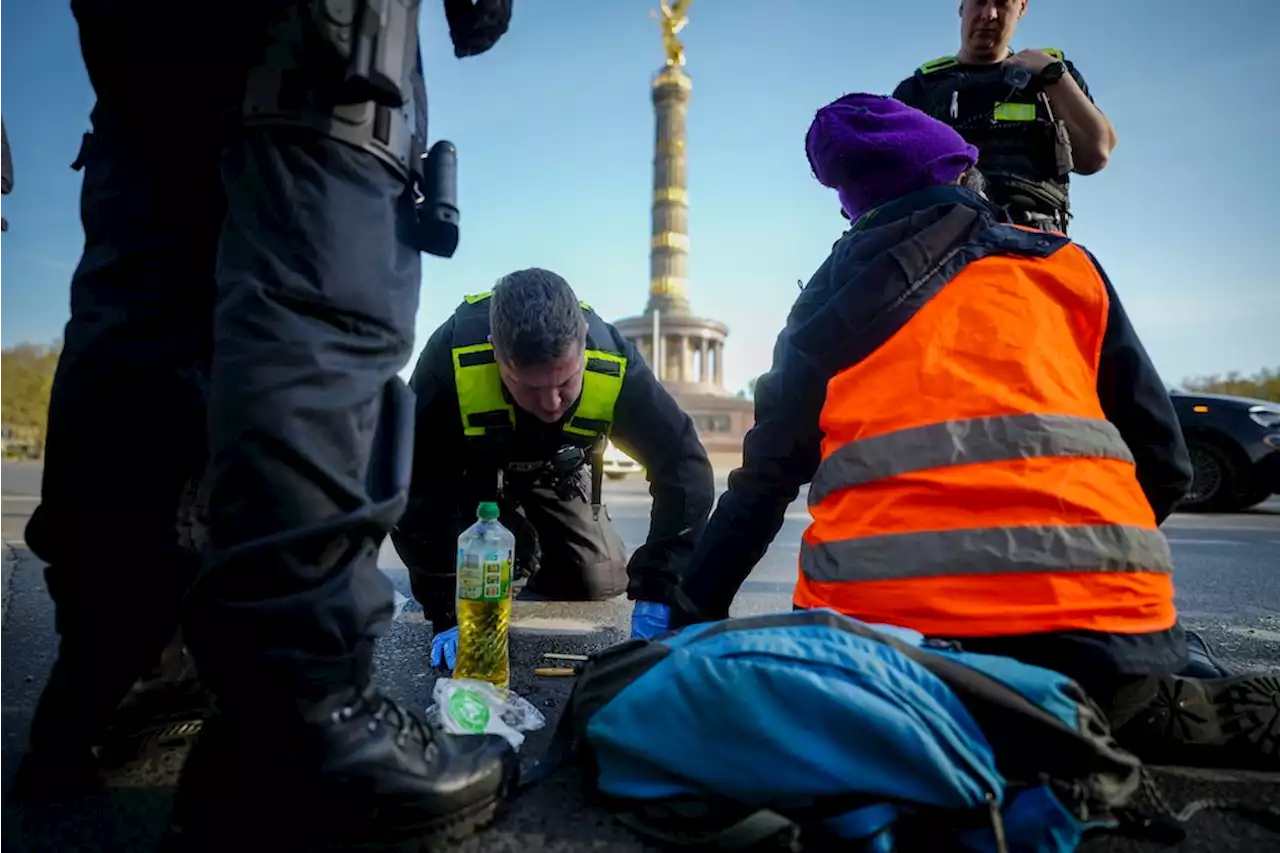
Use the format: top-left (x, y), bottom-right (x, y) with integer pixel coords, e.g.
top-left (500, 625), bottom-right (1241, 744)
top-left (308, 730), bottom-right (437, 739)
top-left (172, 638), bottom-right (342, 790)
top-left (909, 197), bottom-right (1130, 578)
top-left (601, 440), bottom-right (643, 480)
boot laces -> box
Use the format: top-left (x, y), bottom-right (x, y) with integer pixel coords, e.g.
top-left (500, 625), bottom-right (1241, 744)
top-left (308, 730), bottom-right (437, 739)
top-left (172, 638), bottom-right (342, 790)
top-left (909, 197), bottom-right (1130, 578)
top-left (331, 689), bottom-right (433, 752)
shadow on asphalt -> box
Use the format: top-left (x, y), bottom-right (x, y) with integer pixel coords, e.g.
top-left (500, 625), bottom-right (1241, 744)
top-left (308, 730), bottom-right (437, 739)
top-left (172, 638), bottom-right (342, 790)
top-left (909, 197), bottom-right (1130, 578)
top-left (5, 784), bottom-right (178, 853)
top-left (4, 543), bottom-right (1280, 853)
top-left (2, 541), bottom-right (660, 852)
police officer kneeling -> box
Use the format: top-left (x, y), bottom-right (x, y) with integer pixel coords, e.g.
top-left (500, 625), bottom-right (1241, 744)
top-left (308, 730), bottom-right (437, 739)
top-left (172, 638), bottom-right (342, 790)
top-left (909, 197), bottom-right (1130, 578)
top-left (393, 268), bottom-right (715, 661)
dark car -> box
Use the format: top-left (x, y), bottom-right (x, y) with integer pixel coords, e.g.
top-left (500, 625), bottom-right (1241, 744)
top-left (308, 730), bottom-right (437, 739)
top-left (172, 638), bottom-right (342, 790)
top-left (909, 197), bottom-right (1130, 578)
top-left (1169, 389), bottom-right (1280, 512)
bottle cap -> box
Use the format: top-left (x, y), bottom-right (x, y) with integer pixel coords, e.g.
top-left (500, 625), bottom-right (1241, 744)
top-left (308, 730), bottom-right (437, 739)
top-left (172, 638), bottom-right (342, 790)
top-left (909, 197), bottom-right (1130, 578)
top-left (477, 501), bottom-right (500, 520)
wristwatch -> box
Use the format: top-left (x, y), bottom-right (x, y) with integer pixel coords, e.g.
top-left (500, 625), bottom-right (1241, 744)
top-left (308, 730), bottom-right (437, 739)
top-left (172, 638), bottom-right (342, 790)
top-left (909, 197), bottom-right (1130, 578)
top-left (1038, 60), bottom-right (1067, 86)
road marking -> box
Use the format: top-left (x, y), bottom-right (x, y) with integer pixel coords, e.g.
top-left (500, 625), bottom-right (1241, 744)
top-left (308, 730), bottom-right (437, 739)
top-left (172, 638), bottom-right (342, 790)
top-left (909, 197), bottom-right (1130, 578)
top-left (510, 617), bottom-right (610, 635)
top-left (1162, 514), bottom-right (1280, 527)
top-left (1166, 538), bottom-right (1246, 547)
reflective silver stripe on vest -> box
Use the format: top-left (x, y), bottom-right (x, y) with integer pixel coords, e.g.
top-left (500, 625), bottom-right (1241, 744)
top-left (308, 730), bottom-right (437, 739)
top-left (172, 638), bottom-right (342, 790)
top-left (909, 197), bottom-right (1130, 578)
top-left (809, 413), bottom-right (1135, 506)
top-left (800, 524), bottom-right (1175, 584)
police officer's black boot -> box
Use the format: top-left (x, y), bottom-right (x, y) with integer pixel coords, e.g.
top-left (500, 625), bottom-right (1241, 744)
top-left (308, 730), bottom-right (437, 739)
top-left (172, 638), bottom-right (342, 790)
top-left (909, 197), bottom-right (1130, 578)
top-left (11, 631), bottom-right (210, 801)
top-left (162, 685), bottom-right (518, 851)
top-left (95, 635), bottom-right (208, 766)
top-left (13, 481), bottom-right (210, 800)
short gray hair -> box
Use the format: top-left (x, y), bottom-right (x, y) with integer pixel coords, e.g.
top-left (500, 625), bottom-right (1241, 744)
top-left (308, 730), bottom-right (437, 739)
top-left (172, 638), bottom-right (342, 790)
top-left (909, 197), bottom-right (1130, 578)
top-left (489, 268), bottom-right (588, 367)
top-left (958, 165), bottom-right (987, 197)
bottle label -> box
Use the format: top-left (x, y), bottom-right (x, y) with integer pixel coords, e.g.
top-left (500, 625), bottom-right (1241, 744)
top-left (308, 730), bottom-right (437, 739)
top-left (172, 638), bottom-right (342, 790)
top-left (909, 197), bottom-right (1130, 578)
top-left (457, 548), bottom-right (512, 602)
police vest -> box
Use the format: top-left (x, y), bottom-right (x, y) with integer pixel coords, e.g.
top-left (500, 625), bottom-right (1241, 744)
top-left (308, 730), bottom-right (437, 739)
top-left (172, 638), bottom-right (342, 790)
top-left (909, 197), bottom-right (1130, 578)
top-left (796, 226), bottom-right (1176, 638)
top-left (450, 291), bottom-right (628, 448)
top-left (913, 49), bottom-right (1072, 217)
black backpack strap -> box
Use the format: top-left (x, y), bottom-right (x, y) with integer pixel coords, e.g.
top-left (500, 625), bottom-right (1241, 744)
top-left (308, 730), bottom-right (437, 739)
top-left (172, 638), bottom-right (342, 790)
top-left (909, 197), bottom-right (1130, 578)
top-left (1101, 768), bottom-right (1280, 844)
top-left (518, 696), bottom-right (578, 792)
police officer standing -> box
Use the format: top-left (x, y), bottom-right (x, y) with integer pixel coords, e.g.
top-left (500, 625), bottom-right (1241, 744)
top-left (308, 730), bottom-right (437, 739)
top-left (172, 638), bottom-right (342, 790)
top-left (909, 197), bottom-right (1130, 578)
top-left (391, 268), bottom-right (715, 660)
top-left (15, 1), bottom-right (524, 848)
top-left (891, 0), bottom-right (1117, 233)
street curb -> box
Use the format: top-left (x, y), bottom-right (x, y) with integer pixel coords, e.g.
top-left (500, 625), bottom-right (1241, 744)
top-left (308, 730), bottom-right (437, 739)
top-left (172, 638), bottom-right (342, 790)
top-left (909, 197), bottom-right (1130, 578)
top-left (2, 540), bottom-right (16, 627)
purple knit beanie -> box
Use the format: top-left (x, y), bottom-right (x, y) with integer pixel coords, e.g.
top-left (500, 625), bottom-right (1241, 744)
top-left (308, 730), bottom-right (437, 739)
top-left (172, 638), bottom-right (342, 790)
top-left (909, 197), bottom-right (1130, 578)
top-left (805, 93), bottom-right (979, 222)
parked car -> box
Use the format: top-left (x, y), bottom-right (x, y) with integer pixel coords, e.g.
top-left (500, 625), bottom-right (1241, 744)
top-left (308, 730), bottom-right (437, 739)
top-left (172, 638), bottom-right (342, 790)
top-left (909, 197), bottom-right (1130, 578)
top-left (1169, 389), bottom-right (1280, 512)
top-left (602, 440), bottom-right (643, 480)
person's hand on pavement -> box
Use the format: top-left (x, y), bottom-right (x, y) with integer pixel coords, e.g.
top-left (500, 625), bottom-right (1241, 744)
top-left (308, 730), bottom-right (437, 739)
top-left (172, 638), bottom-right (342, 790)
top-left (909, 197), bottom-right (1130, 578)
top-left (630, 600), bottom-right (672, 640)
top-left (430, 625), bottom-right (458, 671)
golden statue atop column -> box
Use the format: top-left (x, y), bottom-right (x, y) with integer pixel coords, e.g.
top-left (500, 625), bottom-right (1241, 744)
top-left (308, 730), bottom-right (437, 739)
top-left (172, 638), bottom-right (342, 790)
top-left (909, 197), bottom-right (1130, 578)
top-left (651, 0), bottom-right (692, 67)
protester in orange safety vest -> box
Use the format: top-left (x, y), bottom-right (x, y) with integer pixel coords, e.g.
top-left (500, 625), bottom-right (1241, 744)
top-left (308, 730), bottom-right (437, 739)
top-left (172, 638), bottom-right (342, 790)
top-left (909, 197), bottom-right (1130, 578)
top-left (668, 93), bottom-right (1279, 771)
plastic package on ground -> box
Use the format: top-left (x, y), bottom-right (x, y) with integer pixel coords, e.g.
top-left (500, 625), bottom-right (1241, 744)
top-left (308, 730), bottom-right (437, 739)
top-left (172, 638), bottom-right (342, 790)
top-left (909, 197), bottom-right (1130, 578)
top-left (426, 677), bottom-right (547, 750)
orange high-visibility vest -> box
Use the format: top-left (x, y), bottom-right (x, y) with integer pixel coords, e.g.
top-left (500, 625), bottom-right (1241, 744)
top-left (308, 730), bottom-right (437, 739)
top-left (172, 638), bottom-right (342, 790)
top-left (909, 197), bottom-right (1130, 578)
top-left (796, 235), bottom-right (1177, 638)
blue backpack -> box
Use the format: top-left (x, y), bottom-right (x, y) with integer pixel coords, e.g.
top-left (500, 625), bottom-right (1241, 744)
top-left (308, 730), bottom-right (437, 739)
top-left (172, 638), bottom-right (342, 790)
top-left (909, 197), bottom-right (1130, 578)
top-left (531, 610), bottom-right (1147, 852)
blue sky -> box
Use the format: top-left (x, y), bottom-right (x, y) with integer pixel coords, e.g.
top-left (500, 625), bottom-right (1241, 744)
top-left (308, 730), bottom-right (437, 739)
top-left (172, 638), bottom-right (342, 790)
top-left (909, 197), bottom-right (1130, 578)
top-left (3, 0), bottom-right (1278, 394)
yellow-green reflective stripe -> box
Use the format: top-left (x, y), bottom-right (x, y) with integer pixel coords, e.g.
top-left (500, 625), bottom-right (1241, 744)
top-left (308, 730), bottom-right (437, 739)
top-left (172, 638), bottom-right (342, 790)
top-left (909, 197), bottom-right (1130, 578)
top-left (452, 343), bottom-right (513, 436)
top-left (1039, 48), bottom-right (1064, 62)
top-left (563, 351), bottom-right (627, 437)
top-left (800, 524), bottom-right (1175, 584)
top-left (994, 102), bottom-right (1036, 122)
top-left (919, 55), bottom-right (958, 74)
top-left (809, 414), bottom-right (1134, 505)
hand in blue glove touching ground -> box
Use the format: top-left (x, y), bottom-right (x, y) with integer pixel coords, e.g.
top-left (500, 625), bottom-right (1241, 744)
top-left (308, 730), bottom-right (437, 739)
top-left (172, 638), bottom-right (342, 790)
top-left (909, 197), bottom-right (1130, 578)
top-left (430, 626), bottom-right (458, 671)
top-left (630, 600), bottom-right (672, 640)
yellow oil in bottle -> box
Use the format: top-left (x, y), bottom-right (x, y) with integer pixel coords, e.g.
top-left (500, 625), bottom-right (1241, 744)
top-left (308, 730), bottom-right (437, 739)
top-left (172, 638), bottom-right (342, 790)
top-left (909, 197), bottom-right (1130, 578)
top-left (453, 501), bottom-right (514, 689)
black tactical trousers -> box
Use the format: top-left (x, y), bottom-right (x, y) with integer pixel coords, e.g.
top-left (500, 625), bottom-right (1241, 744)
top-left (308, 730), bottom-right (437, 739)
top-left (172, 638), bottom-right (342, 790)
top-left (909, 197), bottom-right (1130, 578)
top-left (503, 474), bottom-right (630, 602)
top-left (27, 0), bottom-right (421, 714)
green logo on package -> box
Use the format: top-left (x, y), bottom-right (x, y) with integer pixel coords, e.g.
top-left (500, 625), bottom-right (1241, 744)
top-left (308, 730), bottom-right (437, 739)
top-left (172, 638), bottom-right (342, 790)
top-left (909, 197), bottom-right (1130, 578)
top-left (448, 689), bottom-right (491, 733)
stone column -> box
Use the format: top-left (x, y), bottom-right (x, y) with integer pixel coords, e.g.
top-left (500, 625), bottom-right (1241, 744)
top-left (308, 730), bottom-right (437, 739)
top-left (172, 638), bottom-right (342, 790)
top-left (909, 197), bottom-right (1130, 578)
top-left (646, 65), bottom-right (693, 317)
top-left (713, 342), bottom-right (724, 389)
top-left (665, 335), bottom-right (683, 382)
top-left (699, 337), bottom-right (709, 383)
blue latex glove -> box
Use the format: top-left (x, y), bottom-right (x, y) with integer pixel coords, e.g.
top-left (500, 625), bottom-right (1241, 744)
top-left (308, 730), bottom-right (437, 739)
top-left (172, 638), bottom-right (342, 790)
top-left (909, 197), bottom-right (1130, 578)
top-left (430, 626), bottom-right (459, 671)
top-left (630, 600), bottom-right (672, 640)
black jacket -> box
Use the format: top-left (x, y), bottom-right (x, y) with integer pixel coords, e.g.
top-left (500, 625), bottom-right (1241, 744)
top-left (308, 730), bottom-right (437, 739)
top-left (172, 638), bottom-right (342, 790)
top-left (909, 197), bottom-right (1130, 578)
top-left (393, 309), bottom-right (715, 603)
top-left (675, 186), bottom-right (1192, 625)
top-left (2, 118), bottom-right (12, 195)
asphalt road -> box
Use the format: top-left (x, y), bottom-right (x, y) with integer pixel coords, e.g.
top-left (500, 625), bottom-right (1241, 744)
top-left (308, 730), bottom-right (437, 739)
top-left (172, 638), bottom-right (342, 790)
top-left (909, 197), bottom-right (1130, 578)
top-left (3, 461), bottom-right (1279, 851)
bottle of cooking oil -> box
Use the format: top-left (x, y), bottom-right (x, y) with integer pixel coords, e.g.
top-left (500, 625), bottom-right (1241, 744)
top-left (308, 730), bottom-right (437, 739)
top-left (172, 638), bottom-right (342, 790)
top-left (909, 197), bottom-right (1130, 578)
top-left (453, 501), bottom-right (515, 689)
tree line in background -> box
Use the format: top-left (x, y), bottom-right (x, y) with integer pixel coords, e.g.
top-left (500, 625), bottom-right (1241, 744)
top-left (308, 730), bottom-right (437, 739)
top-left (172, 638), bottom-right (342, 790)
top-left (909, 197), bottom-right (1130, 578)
top-left (2, 341), bottom-right (61, 457)
top-left (1182, 367), bottom-right (1280, 403)
top-left (2, 340), bottom-right (1277, 460)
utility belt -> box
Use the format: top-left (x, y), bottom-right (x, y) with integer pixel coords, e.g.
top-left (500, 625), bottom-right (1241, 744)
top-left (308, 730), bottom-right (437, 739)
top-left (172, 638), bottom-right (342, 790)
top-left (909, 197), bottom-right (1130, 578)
top-left (985, 172), bottom-right (1071, 234)
top-left (496, 439), bottom-right (609, 518)
top-left (1011, 208), bottom-right (1069, 235)
top-left (241, 0), bottom-right (460, 257)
